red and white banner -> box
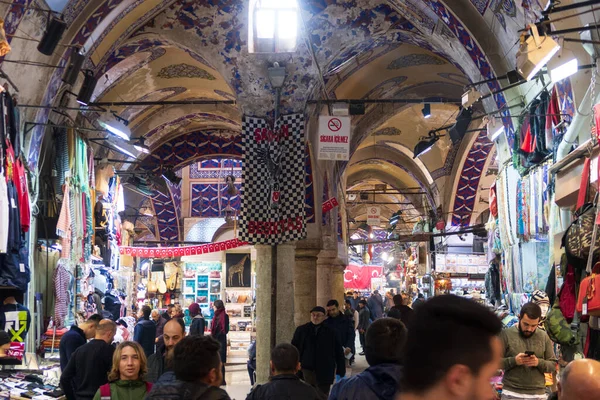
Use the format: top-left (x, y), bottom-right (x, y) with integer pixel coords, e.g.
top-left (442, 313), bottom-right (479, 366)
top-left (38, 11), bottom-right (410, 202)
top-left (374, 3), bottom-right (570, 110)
top-left (322, 197), bottom-right (339, 214)
top-left (343, 264), bottom-right (383, 289)
top-left (119, 238), bottom-right (248, 258)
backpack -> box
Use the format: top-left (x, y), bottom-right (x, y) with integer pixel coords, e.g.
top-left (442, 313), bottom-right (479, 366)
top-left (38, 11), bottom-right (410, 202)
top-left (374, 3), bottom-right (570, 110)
top-left (99, 382), bottom-right (152, 400)
top-left (545, 297), bottom-right (579, 346)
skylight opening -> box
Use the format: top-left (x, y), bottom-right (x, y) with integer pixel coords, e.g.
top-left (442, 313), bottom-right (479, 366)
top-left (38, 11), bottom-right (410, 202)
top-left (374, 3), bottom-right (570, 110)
top-left (249, 0), bottom-right (299, 53)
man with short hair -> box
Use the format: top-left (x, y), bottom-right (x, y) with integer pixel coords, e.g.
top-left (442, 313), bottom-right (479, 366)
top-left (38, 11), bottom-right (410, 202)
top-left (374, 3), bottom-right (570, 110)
top-left (134, 305), bottom-right (156, 357)
top-left (557, 359), bottom-right (600, 399)
top-left (412, 293), bottom-right (425, 310)
top-left (162, 304), bottom-right (174, 321)
top-left (59, 313), bottom-right (102, 371)
top-left (331, 318), bottom-right (406, 400)
top-left (500, 302), bottom-right (557, 400)
top-left (389, 294), bottom-right (414, 329)
top-left (147, 335), bottom-right (230, 399)
top-left (357, 300), bottom-right (370, 355)
top-left (324, 299), bottom-right (355, 359)
top-left (291, 306), bottom-right (345, 396)
top-left (245, 343), bottom-right (321, 400)
top-left (60, 319), bottom-right (117, 400)
top-left (367, 290), bottom-right (384, 320)
top-left (397, 295), bottom-right (503, 400)
top-left (151, 309), bottom-right (167, 340)
top-left (349, 291), bottom-right (360, 311)
top-left (147, 318), bottom-right (186, 383)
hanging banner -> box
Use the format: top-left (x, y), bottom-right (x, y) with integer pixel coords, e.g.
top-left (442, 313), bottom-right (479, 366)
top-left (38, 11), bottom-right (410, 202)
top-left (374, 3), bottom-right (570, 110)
top-left (322, 197), bottom-right (339, 214)
top-left (318, 116), bottom-right (350, 160)
top-left (367, 206), bottom-right (380, 226)
top-left (119, 238), bottom-right (247, 258)
top-left (343, 264), bottom-right (383, 289)
top-left (240, 114), bottom-right (306, 245)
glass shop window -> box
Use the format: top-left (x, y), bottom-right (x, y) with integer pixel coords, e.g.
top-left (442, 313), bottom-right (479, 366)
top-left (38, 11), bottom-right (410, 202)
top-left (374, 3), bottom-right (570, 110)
top-left (249, 0), bottom-right (298, 53)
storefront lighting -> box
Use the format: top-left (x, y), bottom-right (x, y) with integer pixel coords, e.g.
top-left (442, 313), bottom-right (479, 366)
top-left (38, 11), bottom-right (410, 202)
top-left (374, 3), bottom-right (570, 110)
top-left (548, 38), bottom-right (578, 83)
top-left (516, 24), bottom-right (560, 81)
top-left (268, 62), bottom-right (286, 89)
top-left (77, 70), bottom-right (97, 105)
top-left (486, 117), bottom-right (505, 141)
top-left (421, 103), bottom-right (431, 119)
top-left (132, 137), bottom-right (150, 154)
top-left (462, 88), bottom-right (481, 109)
top-left (413, 133), bottom-right (440, 158)
top-left (37, 16), bottom-right (67, 56)
top-left (110, 143), bottom-right (136, 159)
top-left (61, 47), bottom-right (85, 86)
top-left (99, 112), bottom-right (131, 141)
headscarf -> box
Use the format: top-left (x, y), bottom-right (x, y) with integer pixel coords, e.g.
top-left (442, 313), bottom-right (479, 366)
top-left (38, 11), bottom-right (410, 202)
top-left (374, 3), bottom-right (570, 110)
top-left (188, 303), bottom-right (201, 318)
top-left (211, 302), bottom-right (226, 335)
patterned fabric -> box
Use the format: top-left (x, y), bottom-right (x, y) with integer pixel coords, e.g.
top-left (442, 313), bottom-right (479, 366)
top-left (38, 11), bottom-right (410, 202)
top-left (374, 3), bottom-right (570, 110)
top-left (240, 114), bottom-right (306, 244)
top-left (52, 128), bottom-right (69, 198)
top-left (53, 260), bottom-right (71, 329)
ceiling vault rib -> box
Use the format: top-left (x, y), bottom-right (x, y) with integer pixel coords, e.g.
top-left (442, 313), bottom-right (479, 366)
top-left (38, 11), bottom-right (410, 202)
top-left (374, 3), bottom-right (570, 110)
top-left (90, 100), bottom-right (237, 107)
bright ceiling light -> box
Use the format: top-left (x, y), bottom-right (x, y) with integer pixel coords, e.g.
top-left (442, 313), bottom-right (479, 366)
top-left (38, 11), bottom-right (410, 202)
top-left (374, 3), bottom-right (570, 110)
top-left (421, 103), bottom-right (431, 119)
top-left (462, 88), bottom-right (481, 109)
top-left (99, 112), bottom-right (131, 141)
top-left (486, 117), bottom-right (505, 141)
top-left (548, 38), bottom-right (578, 83)
top-left (413, 134), bottom-right (440, 158)
top-left (516, 24), bottom-right (560, 81)
top-left (132, 138), bottom-right (151, 154)
top-left (110, 143), bottom-right (136, 159)
top-left (382, 252), bottom-right (389, 261)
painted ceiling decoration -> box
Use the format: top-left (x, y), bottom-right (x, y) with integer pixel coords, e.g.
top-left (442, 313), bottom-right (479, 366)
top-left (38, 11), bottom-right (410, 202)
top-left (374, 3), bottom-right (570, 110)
top-left (373, 127), bottom-right (402, 137)
top-left (157, 63), bottom-right (216, 80)
top-left (387, 53), bottom-right (446, 69)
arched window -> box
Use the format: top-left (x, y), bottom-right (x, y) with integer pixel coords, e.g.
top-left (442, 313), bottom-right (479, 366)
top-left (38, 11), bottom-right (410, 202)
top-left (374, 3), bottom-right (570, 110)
top-left (249, 0), bottom-right (298, 53)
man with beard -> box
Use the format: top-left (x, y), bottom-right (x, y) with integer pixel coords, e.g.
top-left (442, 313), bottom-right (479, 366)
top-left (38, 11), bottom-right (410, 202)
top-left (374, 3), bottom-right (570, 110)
top-left (146, 318), bottom-right (185, 383)
top-left (397, 295), bottom-right (502, 400)
top-left (500, 302), bottom-right (556, 400)
top-left (324, 300), bottom-right (355, 361)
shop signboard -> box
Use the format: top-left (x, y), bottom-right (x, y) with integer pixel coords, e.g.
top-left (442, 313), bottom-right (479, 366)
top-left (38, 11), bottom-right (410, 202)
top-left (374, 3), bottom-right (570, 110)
top-left (318, 116), bottom-right (350, 160)
top-left (367, 206), bottom-right (380, 226)
top-left (435, 253), bottom-right (489, 275)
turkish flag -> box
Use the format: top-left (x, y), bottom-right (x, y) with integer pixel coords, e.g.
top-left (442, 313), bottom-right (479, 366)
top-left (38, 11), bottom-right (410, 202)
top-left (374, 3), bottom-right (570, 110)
top-left (343, 264), bottom-right (383, 289)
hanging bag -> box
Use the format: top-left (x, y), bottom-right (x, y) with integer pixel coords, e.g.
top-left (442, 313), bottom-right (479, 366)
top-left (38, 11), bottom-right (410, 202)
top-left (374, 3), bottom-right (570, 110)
top-left (577, 262), bottom-right (600, 317)
top-left (545, 297), bottom-right (579, 346)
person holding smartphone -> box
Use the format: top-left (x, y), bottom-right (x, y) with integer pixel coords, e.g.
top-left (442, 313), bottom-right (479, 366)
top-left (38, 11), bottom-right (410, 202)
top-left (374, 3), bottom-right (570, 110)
top-left (500, 303), bottom-right (557, 400)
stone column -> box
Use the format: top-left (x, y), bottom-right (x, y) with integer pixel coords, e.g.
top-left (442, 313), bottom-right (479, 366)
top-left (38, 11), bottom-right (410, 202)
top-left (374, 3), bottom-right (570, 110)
top-left (331, 262), bottom-right (346, 306)
top-left (276, 242), bottom-right (296, 343)
top-left (294, 247), bottom-right (319, 326)
top-left (316, 250), bottom-right (337, 308)
top-left (254, 245), bottom-right (273, 384)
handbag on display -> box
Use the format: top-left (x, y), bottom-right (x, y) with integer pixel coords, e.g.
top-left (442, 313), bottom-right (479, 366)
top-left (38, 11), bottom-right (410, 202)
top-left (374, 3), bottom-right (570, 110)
top-left (545, 297), bottom-right (579, 346)
top-left (562, 158), bottom-right (600, 267)
top-left (577, 262), bottom-right (600, 317)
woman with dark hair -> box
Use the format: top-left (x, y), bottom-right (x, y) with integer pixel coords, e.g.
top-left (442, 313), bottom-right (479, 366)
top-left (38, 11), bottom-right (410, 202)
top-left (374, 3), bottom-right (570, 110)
top-left (189, 303), bottom-right (205, 336)
top-left (211, 299), bottom-right (229, 386)
top-left (93, 341), bottom-right (152, 400)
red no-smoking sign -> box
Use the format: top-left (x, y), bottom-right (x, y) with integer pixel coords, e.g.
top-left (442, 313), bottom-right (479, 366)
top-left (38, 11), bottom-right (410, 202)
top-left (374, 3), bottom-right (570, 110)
top-left (328, 118), bottom-right (342, 132)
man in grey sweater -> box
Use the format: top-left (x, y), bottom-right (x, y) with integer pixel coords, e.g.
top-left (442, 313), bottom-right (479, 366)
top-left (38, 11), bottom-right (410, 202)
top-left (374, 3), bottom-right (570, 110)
top-left (500, 302), bottom-right (556, 400)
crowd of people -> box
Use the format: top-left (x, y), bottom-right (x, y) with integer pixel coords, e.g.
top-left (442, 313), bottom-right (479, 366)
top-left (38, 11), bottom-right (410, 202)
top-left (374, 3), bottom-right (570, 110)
top-left (56, 291), bottom-right (600, 400)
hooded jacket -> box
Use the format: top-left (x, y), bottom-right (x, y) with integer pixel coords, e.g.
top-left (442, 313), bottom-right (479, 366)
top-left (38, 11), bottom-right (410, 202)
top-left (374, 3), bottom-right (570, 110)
top-left (146, 371), bottom-right (230, 400)
top-left (329, 363), bottom-right (402, 400)
top-left (189, 315), bottom-right (206, 336)
top-left (134, 318), bottom-right (156, 357)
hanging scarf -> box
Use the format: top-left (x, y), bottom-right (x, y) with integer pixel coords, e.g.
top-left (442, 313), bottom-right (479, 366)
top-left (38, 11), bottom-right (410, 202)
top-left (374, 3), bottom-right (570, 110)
top-left (211, 307), bottom-right (226, 335)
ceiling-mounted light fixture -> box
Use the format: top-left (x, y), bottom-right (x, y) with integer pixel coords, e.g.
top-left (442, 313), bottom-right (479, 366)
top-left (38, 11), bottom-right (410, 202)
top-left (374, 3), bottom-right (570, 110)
top-left (267, 62), bottom-right (286, 89)
top-left (77, 70), bottom-right (97, 105)
top-left (98, 112), bottom-right (131, 141)
top-left (37, 16), bottom-right (67, 56)
top-left (462, 87), bottom-right (481, 109)
top-left (421, 103), bottom-right (431, 119)
top-left (547, 37), bottom-right (578, 83)
top-left (110, 143), bottom-right (136, 159)
top-left (413, 133), bottom-right (440, 158)
top-left (162, 168), bottom-right (182, 185)
top-left (516, 24), bottom-right (560, 81)
top-left (62, 47), bottom-right (85, 85)
top-left (486, 117), bottom-right (505, 141)
top-left (132, 137), bottom-right (150, 154)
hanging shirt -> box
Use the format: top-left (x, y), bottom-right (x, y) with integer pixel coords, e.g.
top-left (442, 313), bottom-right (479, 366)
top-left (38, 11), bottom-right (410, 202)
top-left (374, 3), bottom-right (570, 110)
top-left (6, 180), bottom-right (20, 252)
top-left (13, 158), bottom-right (29, 232)
top-left (0, 176), bottom-right (8, 253)
top-left (54, 261), bottom-right (71, 329)
top-left (0, 302), bottom-right (31, 342)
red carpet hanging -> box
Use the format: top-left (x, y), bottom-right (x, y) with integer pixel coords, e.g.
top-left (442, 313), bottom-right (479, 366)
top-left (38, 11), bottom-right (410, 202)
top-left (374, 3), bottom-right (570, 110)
top-left (240, 114), bottom-right (306, 244)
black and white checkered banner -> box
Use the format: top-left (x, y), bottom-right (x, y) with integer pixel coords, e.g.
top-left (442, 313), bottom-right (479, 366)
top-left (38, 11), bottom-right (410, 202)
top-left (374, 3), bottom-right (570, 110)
top-left (240, 114), bottom-right (306, 245)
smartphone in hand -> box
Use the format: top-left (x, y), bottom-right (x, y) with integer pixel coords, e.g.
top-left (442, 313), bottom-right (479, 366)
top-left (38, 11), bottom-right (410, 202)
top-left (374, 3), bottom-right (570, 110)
top-left (525, 351), bottom-right (535, 357)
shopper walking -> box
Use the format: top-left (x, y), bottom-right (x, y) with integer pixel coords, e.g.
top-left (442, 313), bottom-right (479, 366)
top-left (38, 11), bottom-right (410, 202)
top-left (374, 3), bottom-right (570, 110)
top-left (246, 343), bottom-right (321, 400)
top-left (162, 304), bottom-right (174, 321)
top-left (134, 305), bottom-right (156, 357)
top-left (398, 295), bottom-right (503, 400)
top-left (211, 299), bottom-right (229, 385)
top-left (189, 302), bottom-right (206, 336)
top-left (92, 341), bottom-right (152, 400)
top-left (500, 302), bottom-right (557, 400)
top-left (291, 306), bottom-right (345, 397)
top-left (367, 290), bottom-right (384, 320)
top-left (343, 299), bottom-right (359, 363)
top-left (151, 309), bottom-right (166, 340)
top-left (557, 359), bottom-right (600, 399)
top-left (324, 299), bottom-right (355, 359)
top-left (330, 318), bottom-right (407, 400)
top-left (389, 294), bottom-right (414, 329)
top-left (147, 335), bottom-right (230, 399)
top-left (147, 318), bottom-right (185, 383)
top-left (357, 300), bottom-right (370, 355)
top-left (247, 338), bottom-right (257, 386)
top-left (349, 291), bottom-right (360, 311)
top-left (60, 319), bottom-right (117, 400)
top-left (59, 313), bottom-right (102, 370)
top-left (411, 293), bottom-right (425, 311)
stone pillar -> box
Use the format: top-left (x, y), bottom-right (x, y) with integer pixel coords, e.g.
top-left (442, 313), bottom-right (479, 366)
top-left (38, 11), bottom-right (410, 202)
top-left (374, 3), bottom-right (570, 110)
top-left (254, 245), bottom-right (272, 384)
top-left (294, 247), bottom-right (319, 326)
top-left (276, 242), bottom-right (296, 343)
top-left (316, 250), bottom-right (337, 308)
top-left (331, 263), bottom-right (346, 306)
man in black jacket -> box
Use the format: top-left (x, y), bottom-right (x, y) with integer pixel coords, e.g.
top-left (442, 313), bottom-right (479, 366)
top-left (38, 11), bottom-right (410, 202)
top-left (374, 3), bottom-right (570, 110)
top-left (246, 343), bottom-right (322, 400)
top-left (357, 300), bottom-right (371, 355)
top-left (147, 318), bottom-right (185, 383)
top-left (389, 294), bottom-right (414, 329)
top-left (291, 306), bottom-right (345, 397)
top-left (60, 319), bottom-right (117, 400)
top-left (324, 299), bottom-right (355, 360)
top-left (59, 314), bottom-right (102, 371)
top-left (134, 305), bottom-right (156, 357)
